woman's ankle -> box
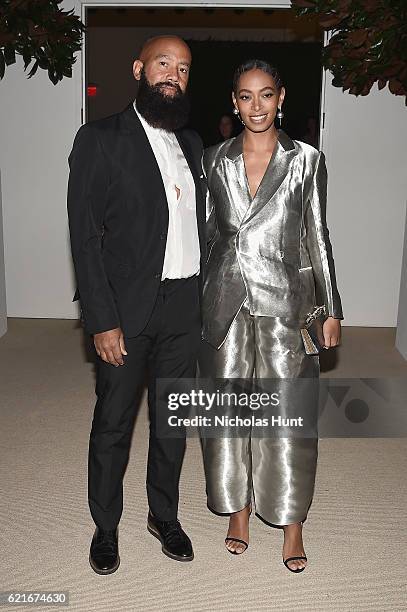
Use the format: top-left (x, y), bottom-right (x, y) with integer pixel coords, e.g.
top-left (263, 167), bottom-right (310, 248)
top-left (283, 521), bottom-right (302, 531)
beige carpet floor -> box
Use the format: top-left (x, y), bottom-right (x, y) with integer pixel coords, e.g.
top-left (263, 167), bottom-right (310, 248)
top-left (1, 319), bottom-right (407, 611)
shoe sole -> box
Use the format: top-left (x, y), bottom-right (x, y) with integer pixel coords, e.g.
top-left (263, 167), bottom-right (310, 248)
top-left (89, 553), bottom-right (120, 575)
top-left (147, 523), bottom-right (194, 562)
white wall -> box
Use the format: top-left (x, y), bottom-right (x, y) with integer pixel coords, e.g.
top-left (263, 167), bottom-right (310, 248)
top-left (0, 52), bottom-right (80, 319)
top-left (396, 201), bottom-right (407, 359)
top-left (0, 170), bottom-right (7, 336)
top-left (0, 0), bottom-right (406, 328)
top-left (322, 73), bottom-right (407, 326)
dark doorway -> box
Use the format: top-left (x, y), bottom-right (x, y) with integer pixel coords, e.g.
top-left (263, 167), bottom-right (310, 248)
top-left (187, 40), bottom-right (322, 146)
top-left (85, 7), bottom-right (323, 147)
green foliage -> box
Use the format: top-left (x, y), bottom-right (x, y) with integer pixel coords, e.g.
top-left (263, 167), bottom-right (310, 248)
top-left (292, 0), bottom-right (407, 104)
top-left (0, 0), bottom-right (84, 84)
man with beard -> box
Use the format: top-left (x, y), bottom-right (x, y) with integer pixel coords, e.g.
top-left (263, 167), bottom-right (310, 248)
top-left (67, 36), bottom-right (206, 573)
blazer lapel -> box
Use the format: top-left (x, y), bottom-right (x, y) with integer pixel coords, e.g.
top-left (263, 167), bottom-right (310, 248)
top-left (224, 132), bottom-right (252, 222)
top-left (175, 130), bottom-right (206, 263)
top-left (175, 130), bottom-right (202, 188)
top-left (225, 129), bottom-right (298, 226)
top-left (120, 103), bottom-right (168, 211)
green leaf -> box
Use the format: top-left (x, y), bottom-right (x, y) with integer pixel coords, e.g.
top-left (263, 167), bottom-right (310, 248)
top-left (3, 44), bottom-right (16, 66)
top-left (0, 49), bottom-right (5, 79)
top-left (21, 46), bottom-right (33, 69)
top-left (38, 56), bottom-right (48, 70)
top-left (27, 60), bottom-right (39, 78)
top-left (48, 69), bottom-right (59, 85)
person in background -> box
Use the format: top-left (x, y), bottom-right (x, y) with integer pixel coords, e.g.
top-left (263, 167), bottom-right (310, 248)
top-left (302, 116), bottom-right (319, 148)
top-left (218, 113), bottom-right (235, 141)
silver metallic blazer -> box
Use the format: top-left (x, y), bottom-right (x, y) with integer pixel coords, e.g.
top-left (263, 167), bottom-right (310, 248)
top-left (202, 129), bottom-right (343, 349)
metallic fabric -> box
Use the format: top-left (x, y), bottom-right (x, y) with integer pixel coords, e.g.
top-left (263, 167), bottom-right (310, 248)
top-left (199, 130), bottom-right (343, 525)
top-left (198, 302), bottom-right (319, 525)
top-left (202, 130), bottom-right (343, 350)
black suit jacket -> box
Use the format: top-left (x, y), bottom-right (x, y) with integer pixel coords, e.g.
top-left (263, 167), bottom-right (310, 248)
top-left (67, 104), bottom-right (206, 337)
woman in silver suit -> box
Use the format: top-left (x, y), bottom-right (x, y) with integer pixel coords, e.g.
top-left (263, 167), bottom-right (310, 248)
top-left (199, 60), bottom-right (343, 572)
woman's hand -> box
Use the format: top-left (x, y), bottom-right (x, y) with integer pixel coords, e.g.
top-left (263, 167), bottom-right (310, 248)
top-left (322, 317), bottom-right (341, 349)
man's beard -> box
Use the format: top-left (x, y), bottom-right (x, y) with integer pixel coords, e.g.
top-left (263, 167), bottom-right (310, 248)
top-left (135, 70), bottom-right (190, 131)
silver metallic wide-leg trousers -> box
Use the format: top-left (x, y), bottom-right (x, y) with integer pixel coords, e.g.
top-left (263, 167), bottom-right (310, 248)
top-left (198, 302), bottom-right (319, 525)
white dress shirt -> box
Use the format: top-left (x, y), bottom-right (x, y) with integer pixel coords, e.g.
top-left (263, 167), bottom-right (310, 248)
top-left (133, 103), bottom-right (200, 280)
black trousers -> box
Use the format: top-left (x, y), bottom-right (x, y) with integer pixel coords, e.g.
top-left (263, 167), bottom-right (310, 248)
top-left (88, 276), bottom-right (201, 530)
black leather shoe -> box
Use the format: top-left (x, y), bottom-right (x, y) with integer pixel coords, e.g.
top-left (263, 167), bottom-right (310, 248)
top-left (89, 527), bottom-right (120, 575)
top-left (147, 512), bottom-right (194, 562)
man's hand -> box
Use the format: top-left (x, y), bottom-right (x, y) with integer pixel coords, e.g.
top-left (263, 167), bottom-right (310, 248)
top-left (322, 317), bottom-right (341, 349)
top-left (94, 327), bottom-right (128, 366)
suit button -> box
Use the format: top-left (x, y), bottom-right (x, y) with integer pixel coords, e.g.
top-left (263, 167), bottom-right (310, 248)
top-left (154, 273), bottom-right (161, 279)
top-left (160, 233), bottom-right (166, 240)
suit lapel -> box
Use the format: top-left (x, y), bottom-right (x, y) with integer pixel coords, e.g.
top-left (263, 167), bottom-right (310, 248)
top-left (225, 129), bottom-right (298, 226)
top-left (223, 132), bottom-right (251, 222)
top-left (175, 130), bottom-right (202, 189)
top-left (120, 103), bottom-right (168, 212)
top-left (175, 130), bottom-right (206, 263)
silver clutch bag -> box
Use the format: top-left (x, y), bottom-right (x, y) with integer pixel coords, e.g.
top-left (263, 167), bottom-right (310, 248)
top-left (300, 305), bottom-right (326, 355)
